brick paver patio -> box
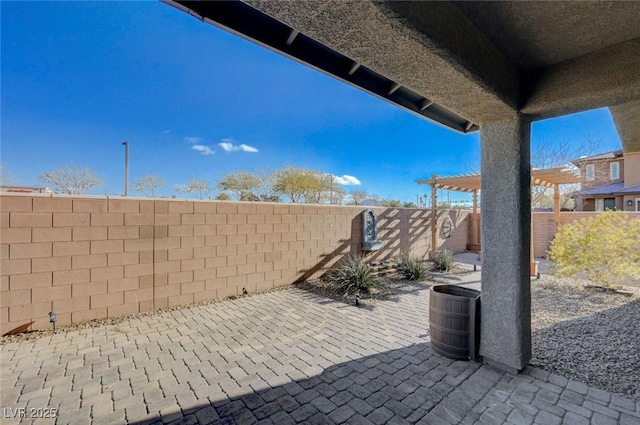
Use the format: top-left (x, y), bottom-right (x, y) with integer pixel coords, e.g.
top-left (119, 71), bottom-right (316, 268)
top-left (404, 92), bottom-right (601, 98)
top-left (1, 286), bottom-right (639, 425)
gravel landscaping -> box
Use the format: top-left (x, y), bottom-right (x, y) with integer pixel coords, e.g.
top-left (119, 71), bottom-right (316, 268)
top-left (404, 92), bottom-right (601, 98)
top-left (531, 275), bottom-right (640, 400)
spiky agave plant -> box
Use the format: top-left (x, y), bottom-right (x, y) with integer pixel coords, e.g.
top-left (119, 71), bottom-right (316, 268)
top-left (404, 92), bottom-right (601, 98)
top-left (396, 252), bottom-right (429, 281)
top-left (324, 254), bottom-right (379, 295)
top-left (432, 249), bottom-right (455, 272)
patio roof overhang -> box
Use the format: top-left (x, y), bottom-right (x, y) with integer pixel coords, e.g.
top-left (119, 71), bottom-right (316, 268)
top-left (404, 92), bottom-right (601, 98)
top-left (164, 0), bottom-right (640, 373)
top-left (166, 1), bottom-right (640, 150)
top-left (163, 0), bottom-right (478, 134)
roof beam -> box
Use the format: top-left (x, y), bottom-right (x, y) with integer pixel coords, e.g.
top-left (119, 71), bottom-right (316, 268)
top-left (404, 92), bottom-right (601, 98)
top-left (238, 0), bottom-right (519, 123)
top-left (166, 1), bottom-right (639, 130)
top-left (166, 0), bottom-right (484, 133)
top-left (286, 29), bottom-right (299, 46)
top-left (417, 167), bottom-right (578, 193)
top-left (348, 62), bottom-right (360, 76)
top-left (521, 39), bottom-right (640, 119)
top-left (609, 99), bottom-right (640, 153)
top-left (419, 99), bottom-right (433, 111)
top-left (388, 83), bottom-right (401, 95)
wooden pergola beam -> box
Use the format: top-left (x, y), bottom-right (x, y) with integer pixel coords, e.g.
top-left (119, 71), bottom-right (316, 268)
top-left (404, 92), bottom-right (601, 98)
top-left (417, 166), bottom-right (580, 264)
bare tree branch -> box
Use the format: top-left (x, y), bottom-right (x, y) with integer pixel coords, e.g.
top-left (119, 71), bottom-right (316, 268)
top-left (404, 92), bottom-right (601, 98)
top-left (132, 174), bottom-right (165, 197)
top-left (175, 178), bottom-right (212, 199)
top-left (39, 164), bottom-right (102, 194)
top-left (348, 189), bottom-right (369, 205)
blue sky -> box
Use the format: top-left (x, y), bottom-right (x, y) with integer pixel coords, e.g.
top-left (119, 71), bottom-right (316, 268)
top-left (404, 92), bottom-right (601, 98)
top-left (1, 1), bottom-right (623, 203)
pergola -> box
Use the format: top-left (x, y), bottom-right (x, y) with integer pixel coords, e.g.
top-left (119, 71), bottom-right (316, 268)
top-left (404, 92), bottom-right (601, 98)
top-left (417, 167), bottom-right (581, 274)
top-left (166, 1), bottom-right (640, 373)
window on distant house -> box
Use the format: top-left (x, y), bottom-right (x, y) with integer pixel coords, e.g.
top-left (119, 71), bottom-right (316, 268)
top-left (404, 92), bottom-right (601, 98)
top-left (586, 164), bottom-right (595, 181)
top-left (604, 198), bottom-right (616, 210)
top-left (595, 198), bottom-right (604, 211)
top-left (610, 162), bottom-right (620, 180)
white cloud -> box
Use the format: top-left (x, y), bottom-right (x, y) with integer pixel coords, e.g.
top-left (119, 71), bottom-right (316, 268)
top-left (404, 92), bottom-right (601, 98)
top-left (239, 144), bottom-right (259, 153)
top-left (184, 136), bottom-right (203, 144)
top-left (218, 142), bottom-right (235, 152)
top-left (191, 145), bottom-right (215, 155)
top-left (218, 139), bottom-right (259, 153)
top-left (334, 175), bottom-right (361, 185)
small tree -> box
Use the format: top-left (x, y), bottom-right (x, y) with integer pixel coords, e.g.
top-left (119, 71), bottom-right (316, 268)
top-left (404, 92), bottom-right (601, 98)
top-left (217, 169), bottom-right (279, 202)
top-left (348, 189), bottom-right (368, 205)
top-left (215, 192), bottom-right (231, 201)
top-left (403, 202), bottom-right (417, 208)
top-left (530, 137), bottom-right (602, 209)
top-left (300, 172), bottom-right (329, 204)
top-left (327, 184), bottom-right (345, 205)
top-left (548, 211), bottom-right (640, 286)
top-left (39, 164), bottom-right (102, 194)
top-left (175, 178), bottom-right (212, 199)
top-left (465, 136), bottom-right (603, 209)
top-left (272, 166), bottom-right (320, 203)
top-left (132, 174), bottom-right (165, 197)
top-left (218, 171), bottom-right (261, 200)
top-left (310, 173), bottom-right (345, 204)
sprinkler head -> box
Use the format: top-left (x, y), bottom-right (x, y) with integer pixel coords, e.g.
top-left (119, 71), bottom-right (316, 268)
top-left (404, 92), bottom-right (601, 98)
top-left (49, 311), bottom-right (58, 331)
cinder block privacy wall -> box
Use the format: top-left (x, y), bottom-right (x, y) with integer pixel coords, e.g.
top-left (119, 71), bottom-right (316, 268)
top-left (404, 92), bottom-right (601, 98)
top-left (531, 212), bottom-right (640, 257)
top-left (0, 195), bottom-right (468, 333)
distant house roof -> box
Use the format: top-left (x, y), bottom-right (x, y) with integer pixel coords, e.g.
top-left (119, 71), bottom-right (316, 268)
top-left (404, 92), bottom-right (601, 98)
top-left (361, 198), bottom-right (383, 206)
top-left (575, 181), bottom-right (625, 196)
top-left (575, 181), bottom-right (640, 196)
top-left (0, 186), bottom-right (52, 194)
top-left (571, 149), bottom-right (623, 166)
top-left (613, 184), bottom-right (640, 194)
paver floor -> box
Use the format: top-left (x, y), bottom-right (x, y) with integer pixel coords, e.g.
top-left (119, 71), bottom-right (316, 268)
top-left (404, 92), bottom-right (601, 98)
top-left (1, 286), bottom-right (639, 425)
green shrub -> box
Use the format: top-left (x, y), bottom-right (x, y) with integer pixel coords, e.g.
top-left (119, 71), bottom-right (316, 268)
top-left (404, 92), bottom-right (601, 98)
top-left (432, 249), bottom-right (455, 272)
top-left (324, 254), bottom-right (378, 295)
top-left (396, 252), bottom-right (429, 281)
top-left (548, 210), bottom-right (640, 286)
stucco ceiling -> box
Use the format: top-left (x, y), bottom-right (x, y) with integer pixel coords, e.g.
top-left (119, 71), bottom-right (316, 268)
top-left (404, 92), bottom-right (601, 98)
top-left (451, 1), bottom-right (640, 70)
top-left (167, 1), bottom-right (640, 151)
top-left (610, 100), bottom-right (640, 153)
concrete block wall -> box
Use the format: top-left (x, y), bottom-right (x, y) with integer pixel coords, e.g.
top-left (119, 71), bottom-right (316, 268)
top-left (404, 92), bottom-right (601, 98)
top-left (532, 212), bottom-right (640, 257)
top-left (0, 195), bottom-right (469, 333)
top-left (532, 213), bottom-right (557, 258)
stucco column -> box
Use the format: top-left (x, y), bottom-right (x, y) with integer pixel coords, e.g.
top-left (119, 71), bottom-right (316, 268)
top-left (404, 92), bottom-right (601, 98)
top-left (480, 114), bottom-right (532, 373)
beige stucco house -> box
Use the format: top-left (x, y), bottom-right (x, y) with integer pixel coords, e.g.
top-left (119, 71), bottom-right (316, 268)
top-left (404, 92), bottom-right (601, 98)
top-left (572, 150), bottom-right (640, 212)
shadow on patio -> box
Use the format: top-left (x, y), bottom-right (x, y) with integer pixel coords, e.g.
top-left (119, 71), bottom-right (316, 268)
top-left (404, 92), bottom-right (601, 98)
top-left (130, 342), bottom-right (486, 425)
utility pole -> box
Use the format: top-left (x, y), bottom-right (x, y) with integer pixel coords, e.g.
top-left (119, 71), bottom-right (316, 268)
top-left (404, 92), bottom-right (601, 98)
top-left (123, 141), bottom-right (129, 196)
top-left (329, 174), bottom-right (333, 204)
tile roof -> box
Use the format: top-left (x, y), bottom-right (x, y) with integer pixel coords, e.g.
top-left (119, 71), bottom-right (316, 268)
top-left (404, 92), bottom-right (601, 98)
top-left (575, 181), bottom-right (640, 196)
top-left (571, 149), bottom-right (623, 165)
